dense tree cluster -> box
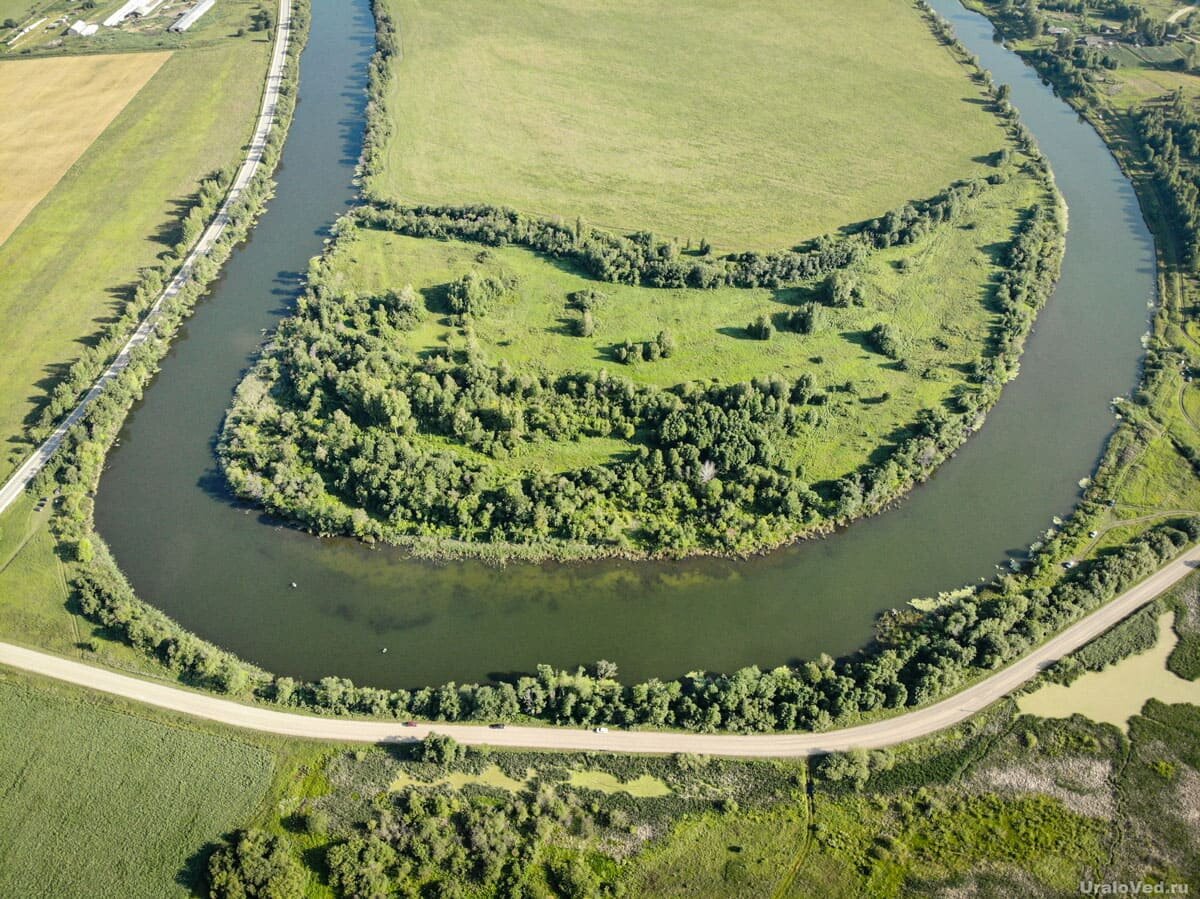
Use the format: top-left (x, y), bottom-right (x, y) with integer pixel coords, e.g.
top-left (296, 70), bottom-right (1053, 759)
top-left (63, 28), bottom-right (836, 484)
top-left (221, 294), bottom-right (836, 553)
top-left (325, 778), bottom-right (611, 897)
top-left (1138, 93), bottom-right (1200, 268)
top-left (971, 205), bottom-right (1064, 397)
top-left (208, 829), bottom-right (307, 899)
top-left (359, 0), bottom-right (399, 196)
top-left (1028, 45), bottom-right (1118, 99)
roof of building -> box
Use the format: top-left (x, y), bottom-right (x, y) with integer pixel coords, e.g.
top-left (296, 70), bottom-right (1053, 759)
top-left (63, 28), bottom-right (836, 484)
top-left (169, 0), bottom-right (215, 32)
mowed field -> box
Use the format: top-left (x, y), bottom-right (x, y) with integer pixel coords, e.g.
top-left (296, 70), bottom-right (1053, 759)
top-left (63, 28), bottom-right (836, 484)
top-left (370, 0), bottom-right (1010, 249)
top-left (0, 677), bottom-right (273, 898)
top-left (0, 34), bottom-right (270, 482)
top-left (0, 0), bottom-right (42, 22)
top-left (326, 168), bottom-right (1041, 482)
top-left (0, 52), bottom-right (169, 245)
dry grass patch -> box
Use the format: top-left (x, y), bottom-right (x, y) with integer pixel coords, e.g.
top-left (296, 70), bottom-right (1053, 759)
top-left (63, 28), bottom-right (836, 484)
top-left (0, 51), bottom-right (169, 245)
top-left (968, 756), bottom-right (1115, 820)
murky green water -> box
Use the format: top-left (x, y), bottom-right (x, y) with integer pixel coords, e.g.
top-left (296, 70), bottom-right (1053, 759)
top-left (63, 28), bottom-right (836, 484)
top-left (94, 0), bottom-right (1156, 688)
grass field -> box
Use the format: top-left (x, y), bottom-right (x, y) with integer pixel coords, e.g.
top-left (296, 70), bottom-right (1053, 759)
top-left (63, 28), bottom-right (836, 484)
top-left (0, 52), bottom-right (169, 244)
top-left (369, 0), bottom-right (1010, 249)
top-left (323, 168), bottom-right (1039, 483)
top-left (0, 33), bottom-right (270, 482)
top-left (0, 0), bottom-right (43, 24)
top-left (0, 676), bottom-right (273, 898)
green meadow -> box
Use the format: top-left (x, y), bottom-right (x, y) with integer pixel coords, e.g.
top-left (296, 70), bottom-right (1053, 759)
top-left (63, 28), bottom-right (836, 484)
top-left (369, 0), bottom-right (1011, 249)
top-left (319, 168), bottom-right (1040, 484)
top-left (0, 677), bottom-right (273, 898)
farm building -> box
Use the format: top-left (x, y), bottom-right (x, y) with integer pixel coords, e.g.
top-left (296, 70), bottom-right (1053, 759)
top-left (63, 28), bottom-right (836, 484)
top-left (102, 0), bottom-right (142, 27)
top-left (169, 0), bottom-right (215, 32)
top-left (133, 0), bottom-right (167, 17)
top-left (67, 19), bottom-right (99, 36)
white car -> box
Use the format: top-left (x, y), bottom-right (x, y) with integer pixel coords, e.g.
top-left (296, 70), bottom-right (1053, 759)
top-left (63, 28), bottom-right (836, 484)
top-left (593, 726), bottom-right (609, 734)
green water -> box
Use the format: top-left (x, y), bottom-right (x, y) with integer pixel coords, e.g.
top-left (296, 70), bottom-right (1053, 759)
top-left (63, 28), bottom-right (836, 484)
top-left (94, 0), bottom-right (1157, 688)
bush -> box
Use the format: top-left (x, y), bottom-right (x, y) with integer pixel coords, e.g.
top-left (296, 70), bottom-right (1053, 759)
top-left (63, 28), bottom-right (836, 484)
top-left (207, 829), bottom-right (306, 899)
top-left (788, 302), bottom-right (826, 334)
top-left (445, 271), bottom-right (511, 316)
top-left (748, 314), bottom-right (773, 340)
top-left (817, 749), bottom-right (871, 789)
top-left (418, 733), bottom-right (464, 766)
top-left (824, 270), bottom-right (858, 307)
top-left (868, 323), bottom-right (900, 358)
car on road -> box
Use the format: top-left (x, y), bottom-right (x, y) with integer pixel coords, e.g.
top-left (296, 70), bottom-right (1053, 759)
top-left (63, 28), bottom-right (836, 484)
top-left (593, 727), bottom-right (609, 734)
top-left (401, 721), bottom-right (419, 727)
top-left (489, 723), bottom-right (507, 729)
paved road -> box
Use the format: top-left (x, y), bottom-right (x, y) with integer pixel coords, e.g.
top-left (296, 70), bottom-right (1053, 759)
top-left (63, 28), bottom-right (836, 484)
top-left (0, 0), bottom-right (292, 518)
top-left (3, 545), bottom-right (1198, 757)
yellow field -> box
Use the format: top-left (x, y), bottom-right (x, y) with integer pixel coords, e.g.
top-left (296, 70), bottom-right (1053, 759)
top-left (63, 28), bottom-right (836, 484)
top-left (0, 51), bottom-right (170, 246)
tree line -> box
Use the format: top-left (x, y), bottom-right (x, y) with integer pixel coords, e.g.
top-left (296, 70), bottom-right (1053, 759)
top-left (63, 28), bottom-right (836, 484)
top-left (74, 517), bottom-right (1200, 734)
top-left (354, 178), bottom-right (987, 292)
top-left (1138, 92), bottom-right (1200, 269)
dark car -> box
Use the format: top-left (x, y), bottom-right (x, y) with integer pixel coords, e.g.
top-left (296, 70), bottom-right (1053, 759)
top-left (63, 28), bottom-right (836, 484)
top-left (401, 721), bottom-right (419, 727)
top-left (489, 723), bottom-right (507, 729)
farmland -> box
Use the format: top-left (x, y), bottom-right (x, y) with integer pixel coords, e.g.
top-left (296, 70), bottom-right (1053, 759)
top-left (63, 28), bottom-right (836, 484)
top-left (368, 0), bottom-right (1012, 249)
top-left (0, 21), bottom-right (270, 482)
top-left (0, 675), bottom-right (273, 898)
top-left (0, 52), bottom-right (169, 244)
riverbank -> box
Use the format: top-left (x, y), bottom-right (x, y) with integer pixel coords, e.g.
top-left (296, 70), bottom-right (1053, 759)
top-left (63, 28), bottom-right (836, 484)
top-left (4, 529), bottom-right (1199, 752)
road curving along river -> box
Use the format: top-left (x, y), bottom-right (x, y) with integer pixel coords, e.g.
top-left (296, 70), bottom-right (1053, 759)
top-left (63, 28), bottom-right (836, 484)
top-left (94, 0), bottom-right (1156, 689)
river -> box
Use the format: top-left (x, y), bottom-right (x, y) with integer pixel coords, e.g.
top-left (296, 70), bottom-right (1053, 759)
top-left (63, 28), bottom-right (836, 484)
top-left (93, 0), bottom-right (1156, 688)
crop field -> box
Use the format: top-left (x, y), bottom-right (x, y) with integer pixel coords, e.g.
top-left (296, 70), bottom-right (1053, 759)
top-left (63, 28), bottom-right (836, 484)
top-left (0, 34), bottom-right (270, 482)
top-left (369, 0), bottom-right (1010, 249)
top-left (0, 677), bottom-right (273, 898)
top-left (0, 52), bottom-right (169, 245)
top-left (321, 169), bottom-right (1039, 483)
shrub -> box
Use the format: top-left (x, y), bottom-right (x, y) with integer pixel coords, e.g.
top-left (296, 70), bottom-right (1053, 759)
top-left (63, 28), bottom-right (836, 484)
top-left (748, 314), bottom-right (773, 340)
top-left (868, 323), bottom-right (901, 358)
top-left (207, 829), bottom-right (307, 899)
